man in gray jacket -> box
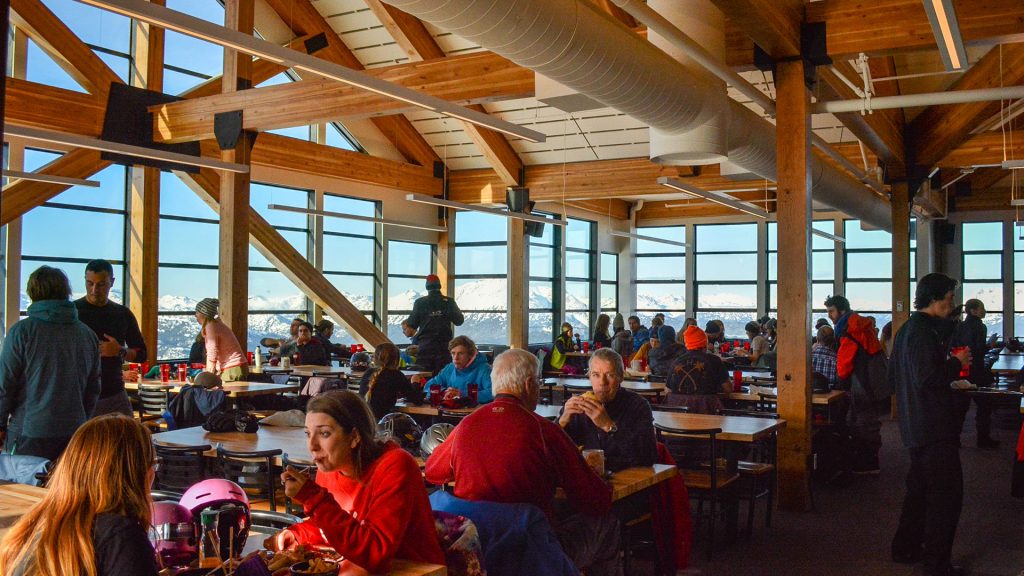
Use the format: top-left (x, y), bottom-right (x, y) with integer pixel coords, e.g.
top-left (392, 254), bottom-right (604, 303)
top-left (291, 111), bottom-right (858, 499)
top-left (0, 266), bottom-right (101, 461)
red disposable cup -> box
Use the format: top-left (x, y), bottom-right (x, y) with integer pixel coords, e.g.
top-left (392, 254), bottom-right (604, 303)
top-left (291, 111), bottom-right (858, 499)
top-left (160, 364), bottom-right (169, 383)
top-left (129, 363), bottom-right (139, 372)
top-left (952, 346), bottom-right (970, 378)
top-left (293, 353), bottom-right (301, 366)
top-left (178, 363), bottom-right (187, 382)
top-left (350, 344), bottom-right (357, 353)
top-left (142, 362), bottom-right (150, 375)
top-left (358, 344), bottom-right (365, 352)
top-left (247, 351), bottom-right (254, 365)
top-left (733, 370), bottom-right (743, 392)
top-left (583, 341), bottom-right (590, 353)
top-left (745, 341), bottom-right (751, 350)
top-left (720, 343), bottom-right (728, 354)
top-left (430, 385), bottom-right (442, 408)
top-left (734, 340), bottom-right (741, 348)
top-left (468, 383), bottom-right (479, 405)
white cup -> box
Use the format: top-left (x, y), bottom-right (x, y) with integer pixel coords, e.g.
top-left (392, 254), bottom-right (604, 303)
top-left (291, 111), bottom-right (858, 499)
top-left (281, 356), bottom-right (291, 370)
top-left (630, 359), bottom-right (641, 371)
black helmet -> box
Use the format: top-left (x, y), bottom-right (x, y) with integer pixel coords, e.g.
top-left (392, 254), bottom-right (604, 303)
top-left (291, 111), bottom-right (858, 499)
top-left (419, 423), bottom-right (455, 457)
top-left (377, 413), bottom-right (423, 455)
top-left (350, 351), bottom-right (371, 371)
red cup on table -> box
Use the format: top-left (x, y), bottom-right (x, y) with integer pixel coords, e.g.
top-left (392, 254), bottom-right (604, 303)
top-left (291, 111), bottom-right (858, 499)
top-left (734, 340), bottom-right (741, 349)
top-left (720, 343), bottom-right (728, 354)
top-left (468, 383), bottom-right (479, 405)
top-left (178, 363), bottom-right (187, 382)
top-left (430, 384), bottom-right (442, 408)
top-left (744, 341), bottom-right (751, 350)
top-left (583, 341), bottom-right (590, 353)
top-left (160, 364), bottom-right (170, 383)
top-left (952, 346), bottom-right (970, 378)
top-left (247, 351), bottom-right (254, 365)
top-left (350, 344), bottom-right (357, 354)
top-left (141, 362), bottom-right (150, 376)
top-left (293, 353), bottom-right (301, 367)
top-left (358, 344), bottom-right (365, 352)
top-left (733, 370), bottom-right (743, 392)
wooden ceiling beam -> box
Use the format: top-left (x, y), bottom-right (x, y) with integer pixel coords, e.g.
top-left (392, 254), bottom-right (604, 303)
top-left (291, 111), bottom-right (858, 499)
top-left (185, 34), bottom-right (319, 99)
top-left (711, 0), bottom-right (803, 60)
top-left (726, 0), bottom-right (1024, 69)
top-left (533, 199), bottom-right (630, 221)
top-left (178, 159), bottom-right (389, 347)
top-left (263, 0), bottom-right (439, 167)
top-left (910, 43), bottom-right (1024, 169)
top-left (818, 61), bottom-right (905, 171)
top-left (365, 0), bottom-right (524, 186)
top-left (5, 77), bottom-right (106, 136)
top-left (10, 0), bottom-right (122, 98)
top-left (251, 133), bottom-right (441, 195)
top-left (938, 131), bottom-right (1024, 168)
top-left (150, 52), bottom-right (531, 144)
top-left (636, 190), bottom-right (777, 222)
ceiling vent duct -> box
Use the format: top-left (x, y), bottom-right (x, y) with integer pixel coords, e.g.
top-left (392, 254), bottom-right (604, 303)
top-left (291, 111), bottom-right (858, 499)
top-left (379, 0), bottom-right (892, 230)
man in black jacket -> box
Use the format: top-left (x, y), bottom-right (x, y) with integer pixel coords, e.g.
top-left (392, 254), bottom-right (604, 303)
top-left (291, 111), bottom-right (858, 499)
top-left (406, 274), bottom-right (464, 375)
top-left (951, 298), bottom-right (998, 449)
top-left (890, 273), bottom-right (971, 576)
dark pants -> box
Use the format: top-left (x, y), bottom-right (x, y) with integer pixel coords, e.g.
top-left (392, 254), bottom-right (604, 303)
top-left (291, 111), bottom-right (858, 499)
top-left (5, 432), bottom-right (72, 462)
top-left (957, 394), bottom-right (994, 441)
top-left (892, 440), bottom-right (963, 574)
top-left (846, 390), bottom-right (883, 467)
top-left (555, 512), bottom-right (622, 576)
top-left (417, 348), bottom-right (452, 376)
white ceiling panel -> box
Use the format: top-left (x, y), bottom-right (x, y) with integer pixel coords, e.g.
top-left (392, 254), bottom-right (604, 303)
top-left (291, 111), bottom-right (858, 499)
top-left (521, 148), bottom-right (601, 165)
top-left (445, 156), bottom-right (490, 170)
top-left (584, 128), bottom-right (650, 147)
top-left (594, 143), bottom-right (650, 160)
top-left (312, 0), bottom-right (367, 17)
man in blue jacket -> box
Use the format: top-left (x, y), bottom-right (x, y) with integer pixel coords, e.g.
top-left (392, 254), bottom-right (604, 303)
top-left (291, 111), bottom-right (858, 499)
top-left (416, 335), bottom-right (493, 404)
top-left (0, 266), bottom-right (100, 460)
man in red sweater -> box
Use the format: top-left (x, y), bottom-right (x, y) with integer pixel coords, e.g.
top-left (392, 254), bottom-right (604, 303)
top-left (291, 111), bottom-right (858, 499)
top-left (426, 348), bottom-right (621, 576)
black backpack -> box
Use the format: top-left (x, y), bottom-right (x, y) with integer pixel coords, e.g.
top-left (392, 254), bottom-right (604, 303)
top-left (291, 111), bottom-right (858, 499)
top-left (851, 340), bottom-right (891, 401)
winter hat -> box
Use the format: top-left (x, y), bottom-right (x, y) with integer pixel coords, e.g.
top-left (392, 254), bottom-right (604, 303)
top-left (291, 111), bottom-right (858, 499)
top-left (658, 325), bottom-right (676, 344)
top-left (683, 326), bottom-right (708, 351)
top-left (612, 313), bottom-right (625, 332)
top-left (193, 371), bottom-right (222, 389)
top-left (195, 298), bottom-right (219, 320)
top-left (425, 274), bottom-right (442, 290)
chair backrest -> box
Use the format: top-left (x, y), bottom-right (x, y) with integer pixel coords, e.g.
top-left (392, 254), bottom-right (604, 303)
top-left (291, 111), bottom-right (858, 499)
top-left (217, 445), bottom-right (283, 512)
top-left (249, 509), bottom-right (303, 536)
top-left (654, 424), bottom-right (722, 470)
top-left (138, 385), bottom-right (170, 418)
top-left (651, 404), bottom-right (689, 413)
top-left (281, 453), bottom-right (315, 517)
top-left (154, 443), bottom-right (211, 492)
top-left (151, 489), bottom-right (184, 502)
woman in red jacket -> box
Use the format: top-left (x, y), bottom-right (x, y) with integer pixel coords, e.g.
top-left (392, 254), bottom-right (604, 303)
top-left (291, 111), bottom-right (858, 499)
top-left (264, 391), bottom-right (445, 574)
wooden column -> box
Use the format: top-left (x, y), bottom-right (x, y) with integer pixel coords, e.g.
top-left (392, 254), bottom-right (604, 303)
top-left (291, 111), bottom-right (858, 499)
top-left (218, 0), bottom-right (254, 346)
top-left (128, 2), bottom-right (163, 364)
top-left (891, 182), bottom-right (911, 335)
top-left (508, 218), bottom-right (528, 349)
top-left (436, 219), bottom-right (453, 294)
top-left (3, 26), bottom-right (26, 334)
top-left (774, 59), bottom-right (813, 510)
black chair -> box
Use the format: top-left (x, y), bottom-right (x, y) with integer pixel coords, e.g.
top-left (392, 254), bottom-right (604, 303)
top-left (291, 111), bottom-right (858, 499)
top-left (217, 445), bottom-right (283, 512)
top-left (138, 385), bottom-right (170, 429)
top-left (654, 424), bottom-right (739, 561)
top-left (154, 444), bottom-right (211, 493)
top-left (151, 489), bottom-right (184, 502)
top-left (281, 453), bottom-right (316, 517)
top-left (249, 509), bottom-right (303, 538)
top-left (651, 404), bottom-right (689, 414)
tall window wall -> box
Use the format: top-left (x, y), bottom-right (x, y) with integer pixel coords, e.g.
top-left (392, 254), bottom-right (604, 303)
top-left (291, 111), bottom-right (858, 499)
top-left (694, 223), bottom-right (758, 338)
top-left (454, 212), bottom-right (508, 345)
top-left (387, 241), bottom-right (434, 342)
top-left (1015, 225), bottom-right (1024, 336)
top-left (322, 194), bottom-right (380, 344)
top-left (634, 226), bottom-right (686, 326)
top-left (565, 218), bottom-right (596, 339)
top-left (844, 219), bottom-right (897, 329)
top-left (768, 221), bottom-right (836, 327)
top-left (600, 252), bottom-right (618, 314)
top-left (528, 218), bottom-right (559, 345)
top-left (962, 221), bottom-right (1004, 335)
top-left (18, 149), bottom-right (127, 314)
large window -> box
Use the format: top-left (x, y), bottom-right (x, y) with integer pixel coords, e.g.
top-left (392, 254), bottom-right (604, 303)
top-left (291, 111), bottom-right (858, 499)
top-left (962, 221), bottom-right (1004, 336)
top-left (600, 252), bottom-right (618, 313)
top-left (565, 218), bottom-right (596, 339)
top-left (694, 223), bottom-right (757, 338)
top-left (18, 149), bottom-right (127, 313)
top-left (387, 241), bottom-right (434, 342)
top-left (1015, 224), bottom-right (1024, 337)
top-left (634, 226), bottom-right (686, 326)
top-left (768, 221), bottom-right (836, 328)
top-left (844, 219), bottom-right (895, 329)
top-left (454, 212), bottom-right (508, 345)
top-left (528, 218), bottom-right (559, 345)
top-left (248, 183), bottom-right (313, 352)
top-left (162, 0), bottom-right (224, 95)
top-left (322, 194), bottom-right (380, 344)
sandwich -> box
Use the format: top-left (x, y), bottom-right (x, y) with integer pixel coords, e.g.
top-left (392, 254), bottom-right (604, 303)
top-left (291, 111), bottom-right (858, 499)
top-left (581, 390), bottom-right (600, 403)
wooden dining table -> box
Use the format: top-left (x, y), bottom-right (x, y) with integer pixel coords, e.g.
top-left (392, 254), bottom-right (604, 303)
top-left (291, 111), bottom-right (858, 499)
top-left (397, 401), bottom-right (563, 421)
top-left (546, 377), bottom-right (668, 400)
top-left (126, 380), bottom-right (300, 398)
top-left (991, 354), bottom-right (1024, 375)
top-left (652, 410), bottom-right (785, 443)
top-left (152, 424), bottom-right (313, 465)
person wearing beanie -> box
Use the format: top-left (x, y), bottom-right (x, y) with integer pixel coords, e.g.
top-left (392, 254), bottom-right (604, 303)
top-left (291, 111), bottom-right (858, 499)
top-left (647, 324), bottom-right (683, 377)
top-left (195, 298), bottom-right (248, 382)
top-left (665, 326), bottom-right (729, 414)
top-left (612, 313), bottom-right (625, 334)
top-left (405, 275), bottom-right (464, 375)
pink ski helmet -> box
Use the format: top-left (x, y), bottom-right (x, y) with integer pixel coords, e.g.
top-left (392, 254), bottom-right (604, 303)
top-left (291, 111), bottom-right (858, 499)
top-left (179, 478), bottom-right (249, 514)
top-left (150, 502), bottom-right (197, 567)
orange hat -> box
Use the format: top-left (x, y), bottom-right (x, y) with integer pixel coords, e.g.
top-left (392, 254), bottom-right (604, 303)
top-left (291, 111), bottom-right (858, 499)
top-left (683, 325), bottom-right (708, 351)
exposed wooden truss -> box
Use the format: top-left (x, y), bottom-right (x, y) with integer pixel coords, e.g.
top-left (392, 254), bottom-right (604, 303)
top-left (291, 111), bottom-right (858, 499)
top-left (150, 52), bottom-right (532, 144)
top-left (712, 0), bottom-right (803, 59)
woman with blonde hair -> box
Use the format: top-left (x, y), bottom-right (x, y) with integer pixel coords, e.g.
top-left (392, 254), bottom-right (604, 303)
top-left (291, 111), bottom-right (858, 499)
top-left (358, 343), bottom-right (424, 419)
top-left (0, 415), bottom-right (158, 576)
top-left (195, 298), bottom-right (248, 382)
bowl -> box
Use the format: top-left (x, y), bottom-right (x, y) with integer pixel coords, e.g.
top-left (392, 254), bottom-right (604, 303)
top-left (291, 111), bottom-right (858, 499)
top-left (289, 560), bottom-right (339, 576)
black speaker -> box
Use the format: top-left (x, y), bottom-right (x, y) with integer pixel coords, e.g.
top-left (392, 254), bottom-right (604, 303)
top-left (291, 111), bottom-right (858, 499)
top-left (100, 83), bottom-right (201, 173)
top-left (525, 221), bottom-right (545, 238)
top-left (938, 222), bottom-right (956, 244)
top-left (506, 186), bottom-right (530, 213)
